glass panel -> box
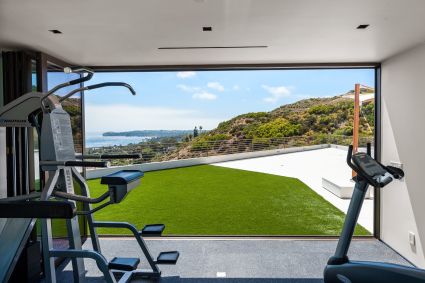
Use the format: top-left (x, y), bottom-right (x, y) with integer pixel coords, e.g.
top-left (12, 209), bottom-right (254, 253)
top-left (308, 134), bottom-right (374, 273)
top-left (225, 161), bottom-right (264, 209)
top-left (31, 61), bottom-right (40, 191)
top-left (84, 69), bottom-right (376, 236)
top-left (0, 54), bottom-right (6, 199)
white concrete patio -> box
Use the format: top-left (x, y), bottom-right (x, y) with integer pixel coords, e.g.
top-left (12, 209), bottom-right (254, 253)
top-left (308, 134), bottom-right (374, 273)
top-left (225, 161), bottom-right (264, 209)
top-left (213, 147), bottom-right (374, 232)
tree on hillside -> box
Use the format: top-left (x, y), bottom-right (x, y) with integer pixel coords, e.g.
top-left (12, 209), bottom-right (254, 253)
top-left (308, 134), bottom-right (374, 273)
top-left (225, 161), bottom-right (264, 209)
top-left (199, 125), bottom-right (203, 134)
top-left (193, 126), bottom-right (199, 137)
top-left (184, 134), bottom-right (193, 142)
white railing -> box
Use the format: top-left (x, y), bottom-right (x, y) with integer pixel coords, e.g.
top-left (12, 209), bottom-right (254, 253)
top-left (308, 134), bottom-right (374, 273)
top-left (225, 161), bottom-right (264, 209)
top-left (85, 134), bottom-right (374, 167)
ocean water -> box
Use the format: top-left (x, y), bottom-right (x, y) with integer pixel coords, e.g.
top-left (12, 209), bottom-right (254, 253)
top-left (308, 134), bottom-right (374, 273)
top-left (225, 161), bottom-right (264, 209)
top-left (86, 132), bottom-right (152, 148)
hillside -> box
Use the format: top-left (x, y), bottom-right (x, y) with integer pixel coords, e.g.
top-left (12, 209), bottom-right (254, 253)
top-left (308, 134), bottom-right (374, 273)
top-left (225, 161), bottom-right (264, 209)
top-left (161, 91), bottom-right (374, 160)
top-left (213, 95), bottom-right (373, 139)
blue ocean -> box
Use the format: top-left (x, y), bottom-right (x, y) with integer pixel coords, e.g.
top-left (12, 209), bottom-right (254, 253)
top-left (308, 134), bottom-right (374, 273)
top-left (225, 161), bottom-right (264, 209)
top-left (85, 132), bottom-right (152, 148)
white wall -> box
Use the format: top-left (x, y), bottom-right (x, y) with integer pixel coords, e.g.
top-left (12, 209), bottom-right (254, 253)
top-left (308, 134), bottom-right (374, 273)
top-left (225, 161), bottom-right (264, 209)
top-left (381, 42), bottom-right (425, 267)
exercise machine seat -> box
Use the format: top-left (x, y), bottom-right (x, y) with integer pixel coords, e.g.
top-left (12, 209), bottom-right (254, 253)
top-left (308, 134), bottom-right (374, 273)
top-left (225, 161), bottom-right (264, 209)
top-left (108, 257), bottom-right (140, 271)
top-left (101, 170), bottom-right (144, 185)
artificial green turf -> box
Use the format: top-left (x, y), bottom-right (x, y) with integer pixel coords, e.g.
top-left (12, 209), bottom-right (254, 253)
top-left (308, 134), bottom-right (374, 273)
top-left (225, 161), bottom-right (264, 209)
top-left (88, 165), bottom-right (370, 236)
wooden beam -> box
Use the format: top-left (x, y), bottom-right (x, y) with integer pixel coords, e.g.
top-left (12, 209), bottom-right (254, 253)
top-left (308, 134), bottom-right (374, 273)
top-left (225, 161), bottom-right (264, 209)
top-left (352, 83), bottom-right (361, 177)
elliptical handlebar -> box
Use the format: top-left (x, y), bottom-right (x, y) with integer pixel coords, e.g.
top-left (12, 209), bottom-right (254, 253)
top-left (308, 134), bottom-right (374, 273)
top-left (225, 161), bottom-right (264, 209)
top-left (40, 67), bottom-right (93, 111)
top-left (41, 67), bottom-right (94, 102)
top-left (87, 82), bottom-right (136, 95)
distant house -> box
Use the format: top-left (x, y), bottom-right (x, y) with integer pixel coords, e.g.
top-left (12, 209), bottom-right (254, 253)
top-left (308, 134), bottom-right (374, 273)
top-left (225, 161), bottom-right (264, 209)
top-left (342, 92), bottom-right (375, 105)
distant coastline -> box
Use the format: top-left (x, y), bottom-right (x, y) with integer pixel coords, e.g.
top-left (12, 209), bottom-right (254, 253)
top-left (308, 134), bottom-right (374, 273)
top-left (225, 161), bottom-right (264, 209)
top-left (86, 130), bottom-right (194, 148)
top-left (103, 130), bottom-right (192, 137)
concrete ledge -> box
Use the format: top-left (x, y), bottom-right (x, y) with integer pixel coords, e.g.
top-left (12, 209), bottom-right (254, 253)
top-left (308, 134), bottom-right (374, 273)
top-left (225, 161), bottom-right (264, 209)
top-left (86, 144), bottom-right (329, 179)
top-left (330, 144), bottom-right (374, 154)
top-left (322, 176), bottom-right (371, 199)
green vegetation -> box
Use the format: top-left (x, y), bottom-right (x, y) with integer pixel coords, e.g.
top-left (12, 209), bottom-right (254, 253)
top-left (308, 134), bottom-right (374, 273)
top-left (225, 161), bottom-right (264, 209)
top-left (245, 118), bottom-right (302, 138)
top-left (88, 165), bottom-right (370, 236)
top-left (211, 97), bottom-right (374, 140)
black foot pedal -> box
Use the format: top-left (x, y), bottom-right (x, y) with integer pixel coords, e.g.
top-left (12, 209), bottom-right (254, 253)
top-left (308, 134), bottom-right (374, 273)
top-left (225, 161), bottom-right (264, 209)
top-left (109, 257), bottom-right (140, 271)
top-left (140, 224), bottom-right (165, 236)
top-left (156, 251), bottom-right (179, 265)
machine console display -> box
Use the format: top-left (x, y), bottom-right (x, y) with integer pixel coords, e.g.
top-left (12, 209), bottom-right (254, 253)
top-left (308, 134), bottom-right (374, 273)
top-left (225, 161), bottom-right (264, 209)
top-left (352, 152), bottom-right (387, 178)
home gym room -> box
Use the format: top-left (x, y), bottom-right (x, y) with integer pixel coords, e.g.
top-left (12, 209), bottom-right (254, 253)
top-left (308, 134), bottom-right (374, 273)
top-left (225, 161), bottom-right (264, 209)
top-left (1, 0), bottom-right (425, 282)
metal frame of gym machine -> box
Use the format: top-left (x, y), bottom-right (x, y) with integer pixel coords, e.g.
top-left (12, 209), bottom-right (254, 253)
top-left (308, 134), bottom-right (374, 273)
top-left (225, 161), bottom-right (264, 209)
top-left (0, 67), bottom-right (179, 283)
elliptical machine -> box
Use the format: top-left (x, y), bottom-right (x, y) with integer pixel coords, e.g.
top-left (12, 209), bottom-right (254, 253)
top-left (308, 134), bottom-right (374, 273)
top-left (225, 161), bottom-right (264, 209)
top-left (324, 144), bottom-right (425, 283)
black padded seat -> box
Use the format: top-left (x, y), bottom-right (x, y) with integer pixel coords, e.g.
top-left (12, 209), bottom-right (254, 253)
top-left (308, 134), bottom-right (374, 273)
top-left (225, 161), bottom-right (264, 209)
top-left (101, 170), bottom-right (144, 185)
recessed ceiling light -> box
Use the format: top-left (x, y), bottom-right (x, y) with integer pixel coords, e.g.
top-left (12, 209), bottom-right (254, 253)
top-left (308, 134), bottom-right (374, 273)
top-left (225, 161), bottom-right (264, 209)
top-left (357, 24), bottom-right (369, 29)
top-left (202, 26), bottom-right (212, 31)
top-left (49, 29), bottom-right (62, 34)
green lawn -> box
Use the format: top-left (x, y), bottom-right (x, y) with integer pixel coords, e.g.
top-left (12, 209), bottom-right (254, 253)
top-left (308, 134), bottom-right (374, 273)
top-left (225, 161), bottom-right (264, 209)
top-left (88, 165), bottom-right (370, 236)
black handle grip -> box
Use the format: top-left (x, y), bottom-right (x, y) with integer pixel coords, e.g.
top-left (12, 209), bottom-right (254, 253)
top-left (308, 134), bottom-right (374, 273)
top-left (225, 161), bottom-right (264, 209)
top-left (367, 143), bottom-right (371, 156)
top-left (347, 145), bottom-right (354, 167)
top-left (386, 166), bottom-right (405, 179)
top-left (69, 72), bottom-right (94, 86)
top-left (86, 82), bottom-right (136, 95)
top-left (64, 161), bottom-right (109, 168)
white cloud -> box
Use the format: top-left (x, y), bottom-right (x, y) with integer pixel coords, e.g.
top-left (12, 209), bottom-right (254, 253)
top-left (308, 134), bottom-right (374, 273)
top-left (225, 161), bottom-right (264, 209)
top-left (233, 85), bottom-right (240, 91)
top-left (262, 85), bottom-right (291, 103)
top-left (207, 82), bottom-right (225, 92)
top-left (176, 71), bottom-right (196, 79)
top-left (192, 91), bottom-right (217, 100)
top-left (177, 84), bottom-right (218, 101)
top-left (177, 84), bottom-right (201, 92)
top-left (85, 104), bottom-right (222, 132)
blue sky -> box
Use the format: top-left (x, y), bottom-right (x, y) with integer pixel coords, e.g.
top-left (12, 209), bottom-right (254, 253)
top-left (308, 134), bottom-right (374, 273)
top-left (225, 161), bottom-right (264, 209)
top-left (75, 69), bottom-right (375, 132)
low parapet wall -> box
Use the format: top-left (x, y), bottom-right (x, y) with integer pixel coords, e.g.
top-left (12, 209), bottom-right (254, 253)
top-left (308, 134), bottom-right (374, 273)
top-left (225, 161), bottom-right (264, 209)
top-left (86, 144), bottom-right (329, 179)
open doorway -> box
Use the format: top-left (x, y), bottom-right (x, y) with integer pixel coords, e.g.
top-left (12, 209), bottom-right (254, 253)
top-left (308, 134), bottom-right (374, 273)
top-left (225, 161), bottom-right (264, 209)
top-left (83, 68), bottom-right (377, 236)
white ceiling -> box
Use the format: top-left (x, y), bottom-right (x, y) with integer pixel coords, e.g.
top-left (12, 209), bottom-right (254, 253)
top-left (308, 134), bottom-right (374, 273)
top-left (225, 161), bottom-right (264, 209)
top-left (1, 0), bottom-right (425, 66)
